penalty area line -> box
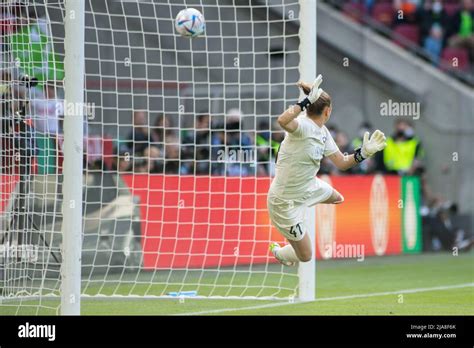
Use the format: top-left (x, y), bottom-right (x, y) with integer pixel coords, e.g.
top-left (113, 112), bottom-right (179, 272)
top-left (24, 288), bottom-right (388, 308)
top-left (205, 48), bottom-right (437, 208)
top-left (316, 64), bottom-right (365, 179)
top-left (177, 282), bottom-right (474, 315)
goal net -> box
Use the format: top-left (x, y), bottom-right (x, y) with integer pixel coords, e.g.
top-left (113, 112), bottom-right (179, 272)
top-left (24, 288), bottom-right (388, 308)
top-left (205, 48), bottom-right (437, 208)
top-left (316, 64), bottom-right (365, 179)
top-left (0, 0), bottom-right (315, 315)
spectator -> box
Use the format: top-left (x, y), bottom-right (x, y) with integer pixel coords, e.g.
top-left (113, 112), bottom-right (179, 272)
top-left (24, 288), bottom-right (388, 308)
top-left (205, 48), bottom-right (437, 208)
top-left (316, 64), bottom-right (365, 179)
top-left (28, 81), bottom-right (64, 174)
top-left (126, 110), bottom-right (151, 155)
top-left (7, 6), bottom-right (64, 83)
top-left (419, 0), bottom-right (449, 44)
top-left (164, 134), bottom-right (181, 174)
top-left (377, 119), bottom-right (425, 175)
top-left (195, 114), bottom-right (211, 174)
top-left (335, 131), bottom-right (353, 156)
top-left (135, 145), bottom-right (163, 174)
top-left (269, 126), bottom-right (284, 176)
top-left (195, 113), bottom-right (211, 143)
top-left (181, 113), bottom-right (211, 175)
top-left (0, 70), bottom-right (32, 175)
top-left (181, 113), bottom-right (210, 144)
top-left (150, 113), bottom-right (174, 151)
top-left (210, 124), bottom-right (225, 175)
top-left (29, 81), bottom-right (63, 135)
top-left (338, 0), bottom-right (473, 79)
top-left (111, 150), bottom-right (132, 173)
top-left (351, 121), bottom-right (372, 149)
top-left (424, 23), bottom-right (444, 64)
top-left (423, 200), bottom-right (474, 252)
top-left (393, 0), bottom-right (420, 25)
top-left (223, 108), bottom-right (254, 176)
top-left (0, 3), bottom-right (22, 52)
top-left (365, 0), bottom-right (376, 14)
top-left (224, 108), bottom-right (252, 146)
top-left (447, 0), bottom-right (474, 61)
top-left (255, 119), bottom-right (280, 176)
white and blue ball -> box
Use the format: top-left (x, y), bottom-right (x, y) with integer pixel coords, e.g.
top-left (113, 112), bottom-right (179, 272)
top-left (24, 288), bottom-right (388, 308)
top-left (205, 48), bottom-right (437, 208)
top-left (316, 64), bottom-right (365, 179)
top-left (175, 8), bottom-right (205, 38)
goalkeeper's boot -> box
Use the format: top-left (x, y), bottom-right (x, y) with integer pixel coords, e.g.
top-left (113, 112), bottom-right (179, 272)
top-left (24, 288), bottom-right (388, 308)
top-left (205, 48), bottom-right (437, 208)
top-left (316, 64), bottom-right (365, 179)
top-left (269, 242), bottom-right (296, 267)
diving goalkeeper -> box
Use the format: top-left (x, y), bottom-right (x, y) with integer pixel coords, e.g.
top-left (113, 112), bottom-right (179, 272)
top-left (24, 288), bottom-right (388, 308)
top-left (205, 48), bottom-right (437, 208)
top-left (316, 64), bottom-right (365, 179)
top-left (268, 75), bottom-right (387, 266)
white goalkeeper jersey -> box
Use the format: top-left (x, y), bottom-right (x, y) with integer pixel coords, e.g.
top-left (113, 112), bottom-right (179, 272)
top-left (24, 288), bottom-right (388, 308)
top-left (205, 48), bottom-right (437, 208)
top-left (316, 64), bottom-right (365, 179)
top-left (269, 113), bottom-right (339, 200)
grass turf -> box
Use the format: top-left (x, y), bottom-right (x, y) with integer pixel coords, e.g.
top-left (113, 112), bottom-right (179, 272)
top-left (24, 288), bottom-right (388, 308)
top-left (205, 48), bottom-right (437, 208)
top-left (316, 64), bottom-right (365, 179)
top-left (1, 252), bottom-right (473, 315)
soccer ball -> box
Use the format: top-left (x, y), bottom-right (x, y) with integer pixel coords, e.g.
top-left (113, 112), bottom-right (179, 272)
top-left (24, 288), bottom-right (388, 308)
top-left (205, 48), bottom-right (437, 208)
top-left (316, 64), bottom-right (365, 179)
top-left (175, 8), bottom-right (205, 38)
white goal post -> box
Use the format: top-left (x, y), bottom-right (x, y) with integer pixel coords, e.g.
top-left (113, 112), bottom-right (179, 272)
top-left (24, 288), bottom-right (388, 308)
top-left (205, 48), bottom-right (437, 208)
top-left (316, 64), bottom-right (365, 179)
top-left (297, 0), bottom-right (316, 302)
top-left (60, 0), bottom-right (85, 315)
top-left (0, 0), bottom-right (317, 315)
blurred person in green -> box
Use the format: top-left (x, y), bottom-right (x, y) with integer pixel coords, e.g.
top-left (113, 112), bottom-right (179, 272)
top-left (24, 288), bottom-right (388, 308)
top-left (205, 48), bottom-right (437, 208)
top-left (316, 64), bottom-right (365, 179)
top-left (256, 119), bottom-right (281, 176)
top-left (448, 0), bottom-right (474, 61)
top-left (7, 5), bottom-right (64, 84)
top-left (376, 119), bottom-right (425, 175)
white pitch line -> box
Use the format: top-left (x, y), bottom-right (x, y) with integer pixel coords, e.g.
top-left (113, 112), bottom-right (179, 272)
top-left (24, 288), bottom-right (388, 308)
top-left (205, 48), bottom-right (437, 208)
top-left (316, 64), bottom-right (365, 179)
top-left (177, 283), bottom-right (474, 316)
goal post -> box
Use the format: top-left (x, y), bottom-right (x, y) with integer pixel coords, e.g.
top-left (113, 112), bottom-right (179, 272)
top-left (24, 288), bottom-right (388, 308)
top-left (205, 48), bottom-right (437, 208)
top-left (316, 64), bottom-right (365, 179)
top-left (61, 0), bottom-right (85, 315)
top-left (297, 0), bottom-right (317, 302)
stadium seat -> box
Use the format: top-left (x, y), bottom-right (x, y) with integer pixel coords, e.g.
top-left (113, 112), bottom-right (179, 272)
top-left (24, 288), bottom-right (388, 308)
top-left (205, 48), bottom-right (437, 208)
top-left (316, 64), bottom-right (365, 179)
top-left (443, 3), bottom-right (461, 16)
top-left (103, 137), bottom-right (114, 170)
top-left (0, 19), bottom-right (14, 35)
top-left (392, 24), bottom-right (420, 47)
top-left (342, 1), bottom-right (367, 23)
top-left (371, 3), bottom-right (395, 27)
top-left (440, 47), bottom-right (470, 72)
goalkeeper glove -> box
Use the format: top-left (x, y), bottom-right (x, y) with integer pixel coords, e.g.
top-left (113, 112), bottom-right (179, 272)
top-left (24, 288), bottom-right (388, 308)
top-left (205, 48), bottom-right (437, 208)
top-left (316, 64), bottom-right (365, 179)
top-left (297, 74), bottom-right (324, 110)
top-left (354, 130), bottom-right (387, 163)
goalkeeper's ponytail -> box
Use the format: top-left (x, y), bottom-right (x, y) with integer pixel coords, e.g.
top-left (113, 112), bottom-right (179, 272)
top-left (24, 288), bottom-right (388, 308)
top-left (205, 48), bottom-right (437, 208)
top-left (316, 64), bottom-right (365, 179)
top-left (297, 81), bottom-right (331, 117)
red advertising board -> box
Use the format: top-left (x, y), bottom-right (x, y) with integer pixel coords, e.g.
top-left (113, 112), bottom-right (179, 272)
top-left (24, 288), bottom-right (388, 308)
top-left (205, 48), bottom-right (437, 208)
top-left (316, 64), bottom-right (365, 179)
top-left (314, 175), bottom-right (401, 259)
top-left (1, 174), bottom-right (402, 269)
top-left (0, 175), bottom-right (18, 214)
top-left (121, 175), bottom-right (282, 269)
top-left (122, 174), bottom-right (402, 269)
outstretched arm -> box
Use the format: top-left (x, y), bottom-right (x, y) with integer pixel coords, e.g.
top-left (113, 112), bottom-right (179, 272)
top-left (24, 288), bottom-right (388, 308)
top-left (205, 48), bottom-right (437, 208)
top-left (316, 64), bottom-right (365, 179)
top-left (328, 130), bottom-right (387, 171)
top-left (327, 150), bottom-right (358, 171)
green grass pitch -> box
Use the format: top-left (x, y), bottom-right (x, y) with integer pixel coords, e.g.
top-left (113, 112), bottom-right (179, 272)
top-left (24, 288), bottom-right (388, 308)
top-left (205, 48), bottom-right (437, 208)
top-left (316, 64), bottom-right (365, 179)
top-left (1, 252), bottom-right (473, 315)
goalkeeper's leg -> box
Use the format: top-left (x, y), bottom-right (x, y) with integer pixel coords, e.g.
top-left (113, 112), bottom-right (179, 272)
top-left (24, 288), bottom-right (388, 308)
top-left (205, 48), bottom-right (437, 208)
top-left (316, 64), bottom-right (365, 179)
top-left (270, 233), bottom-right (313, 265)
top-left (269, 188), bottom-right (343, 265)
top-left (320, 189), bottom-right (344, 204)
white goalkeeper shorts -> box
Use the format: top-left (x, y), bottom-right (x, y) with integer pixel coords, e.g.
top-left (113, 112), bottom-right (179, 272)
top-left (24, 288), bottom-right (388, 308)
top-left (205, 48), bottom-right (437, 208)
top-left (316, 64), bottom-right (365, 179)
top-left (267, 179), bottom-right (334, 241)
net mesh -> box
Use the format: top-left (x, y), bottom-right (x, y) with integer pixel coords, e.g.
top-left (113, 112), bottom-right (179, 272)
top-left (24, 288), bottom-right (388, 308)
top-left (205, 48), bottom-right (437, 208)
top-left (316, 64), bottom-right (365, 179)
top-left (0, 0), bottom-right (303, 314)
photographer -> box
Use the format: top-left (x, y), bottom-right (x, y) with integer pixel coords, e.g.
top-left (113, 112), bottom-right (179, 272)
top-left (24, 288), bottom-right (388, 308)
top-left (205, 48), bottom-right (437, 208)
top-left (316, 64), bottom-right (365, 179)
top-left (1, 71), bottom-right (34, 176)
top-left (422, 200), bottom-right (473, 252)
top-left (27, 80), bottom-right (64, 174)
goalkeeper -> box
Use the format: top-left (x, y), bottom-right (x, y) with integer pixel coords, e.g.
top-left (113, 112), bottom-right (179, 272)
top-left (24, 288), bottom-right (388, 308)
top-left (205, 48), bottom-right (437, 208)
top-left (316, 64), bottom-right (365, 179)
top-left (268, 75), bottom-right (387, 266)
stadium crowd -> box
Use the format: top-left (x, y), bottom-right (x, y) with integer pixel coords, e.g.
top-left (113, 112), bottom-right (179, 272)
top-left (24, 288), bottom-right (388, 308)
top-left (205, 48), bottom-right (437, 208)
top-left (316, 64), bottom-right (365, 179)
top-left (335, 0), bottom-right (474, 74)
top-left (110, 110), bottom-right (427, 179)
